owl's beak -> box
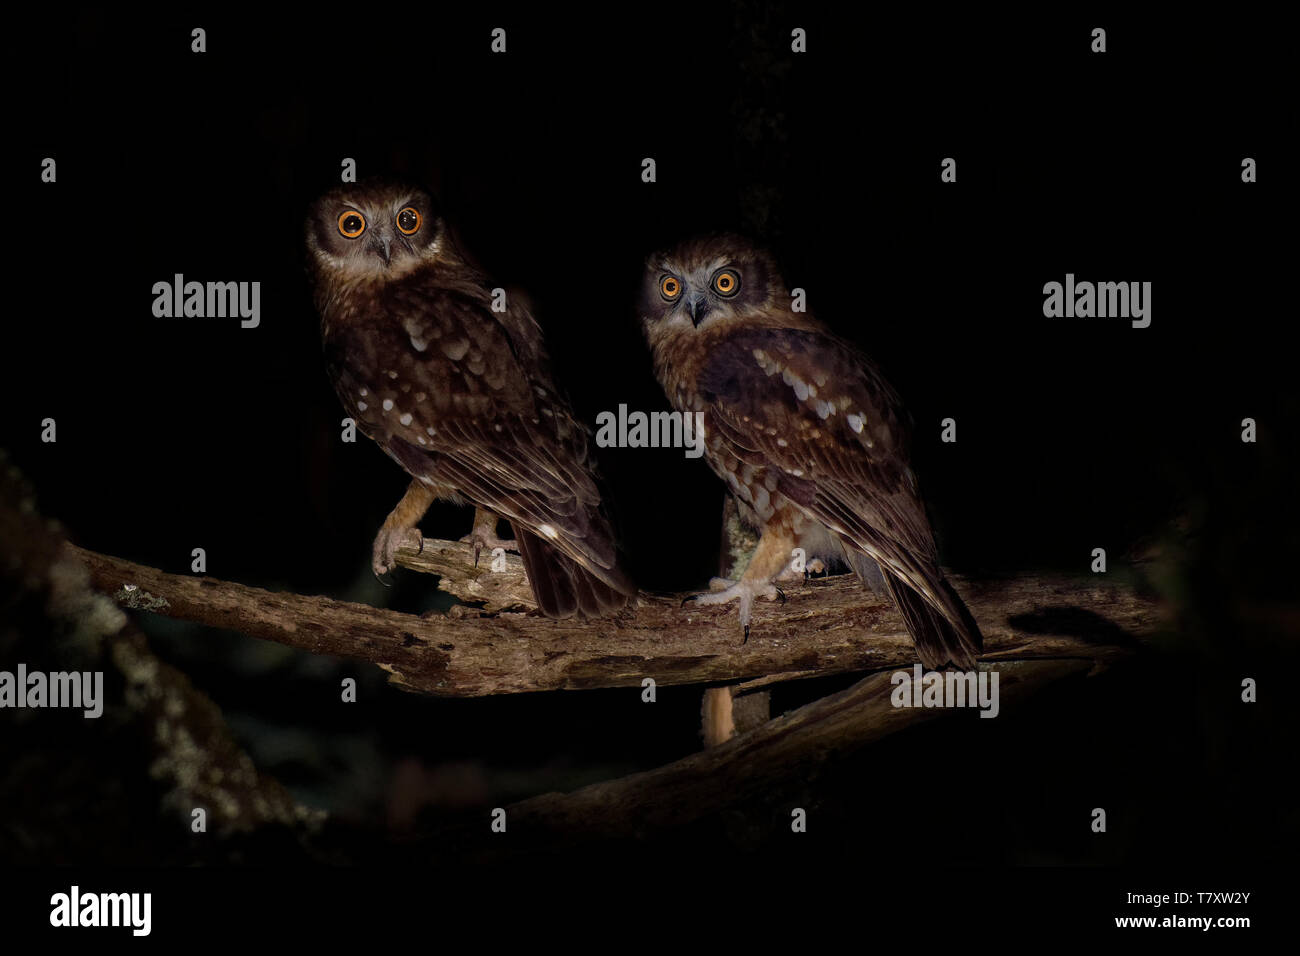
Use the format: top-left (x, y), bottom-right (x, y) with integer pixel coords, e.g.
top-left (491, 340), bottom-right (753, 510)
top-left (688, 293), bottom-right (709, 326)
top-left (369, 235), bottom-right (393, 266)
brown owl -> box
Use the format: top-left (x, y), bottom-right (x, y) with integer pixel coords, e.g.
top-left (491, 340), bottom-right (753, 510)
top-left (639, 235), bottom-right (981, 668)
top-left (305, 180), bottom-right (635, 617)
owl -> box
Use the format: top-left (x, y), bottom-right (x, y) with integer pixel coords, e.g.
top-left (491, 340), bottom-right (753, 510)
top-left (639, 235), bottom-right (982, 668)
top-left (305, 180), bottom-right (635, 617)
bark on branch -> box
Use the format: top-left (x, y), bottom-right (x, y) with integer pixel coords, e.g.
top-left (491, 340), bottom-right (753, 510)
top-left (72, 537), bottom-right (1159, 699)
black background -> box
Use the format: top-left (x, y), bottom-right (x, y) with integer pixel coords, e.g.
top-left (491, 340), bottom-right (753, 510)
top-left (1, 2), bottom-right (1295, 926)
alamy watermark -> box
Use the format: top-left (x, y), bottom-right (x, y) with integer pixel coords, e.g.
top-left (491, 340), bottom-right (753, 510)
top-left (152, 274), bottom-right (260, 328)
top-left (891, 664), bottom-right (999, 718)
top-left (0, 664), bottom-right (103, 718)
top-left (50, 886), bottom-right (151, 936)
top-left (1043, 273), bottom-right (1151, 328)
top-left (595, 404), bottom-right (705, 458)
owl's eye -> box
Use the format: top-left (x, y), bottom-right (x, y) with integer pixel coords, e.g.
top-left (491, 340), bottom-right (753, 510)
top-left (337, 211), bottom-right (367, 239)
top-left (712, 269), bottom-right (740, 297)
top-left (660, 275), bottom-right (681, 300)
top-left (396, 207), bottom-right (422, 235)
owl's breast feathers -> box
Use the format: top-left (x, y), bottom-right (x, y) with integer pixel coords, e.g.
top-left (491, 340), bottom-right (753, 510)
top-left (320, 264), bottom-right (634, 612)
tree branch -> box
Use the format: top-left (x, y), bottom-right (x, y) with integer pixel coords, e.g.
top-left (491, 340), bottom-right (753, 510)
top-left (72, 537), bottom-right (1160, 699)
top-left (1, 463), bottom-right (324, 861)
top-left (499, 659), bottom-right (1092, 842)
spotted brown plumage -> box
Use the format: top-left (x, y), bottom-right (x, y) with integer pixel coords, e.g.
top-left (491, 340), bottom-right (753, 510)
top-left (641, 235), bottom-right (981, 668)
top-left (306, 180), bottom-right (634, 617)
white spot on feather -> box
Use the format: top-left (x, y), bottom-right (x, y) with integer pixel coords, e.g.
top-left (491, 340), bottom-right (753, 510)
top-left (399, 413), bottom-right (413, 426)
top-left (539, 524), bottom-right (558, 539)
top-left (403, 318), bottom-right (429, 353)
top-left (382, 399), bottom-right (393, 411)
top-left (782, 368), bottom-right (809, 401)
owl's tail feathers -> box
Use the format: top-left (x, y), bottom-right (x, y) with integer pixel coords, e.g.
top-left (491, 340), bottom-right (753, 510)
top-left (513, 524), bottom-right (636, 619)
top-left (882, 571), bottom-right (982, 670)
top-left (845, 548), bottom-right (982, 669)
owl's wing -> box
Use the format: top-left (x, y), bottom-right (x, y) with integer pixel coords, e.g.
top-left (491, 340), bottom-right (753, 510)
top-left (696, 327), bottom-right (929, 556)
top-left (696, 327), bottom-right (981, 667)
top-left (329, 275), bottom-right (634, 614)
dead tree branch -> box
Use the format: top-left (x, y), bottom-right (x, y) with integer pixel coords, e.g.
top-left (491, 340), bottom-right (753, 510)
top-left (72, 537), bottom-right (1160, 699)
top-left (501, 658), bottom-right (1092, 841)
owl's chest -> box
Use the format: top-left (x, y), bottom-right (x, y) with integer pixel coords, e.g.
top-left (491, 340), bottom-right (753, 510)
top-left (661, 375), bottom-right (782, 523)
top-left (674, 407), bottom-right (783, 529)
top-left (329, 358), bottom-right (439, 441)
top-left (322, 308), bottom-right (451, 451)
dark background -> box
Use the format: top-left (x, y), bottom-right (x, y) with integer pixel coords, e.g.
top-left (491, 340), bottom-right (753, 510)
top-left (2, 2), bottom-right (1295, 899)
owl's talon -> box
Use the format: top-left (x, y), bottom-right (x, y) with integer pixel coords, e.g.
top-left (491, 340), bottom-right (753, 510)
top-left (688, 578), bottom-right (779, 642)
top-left (459, 531), bottom-right (518, 569)
top-left (372, 527), bottom-right (424, 577)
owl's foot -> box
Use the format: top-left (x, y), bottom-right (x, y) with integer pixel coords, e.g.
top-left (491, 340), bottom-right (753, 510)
top-left (460, 508), bottom-right (516, 568)
top-left (688, 578), bottom-right (782, 643)
top-left (373, 527), bottom-right (424, 579)
top-left (459, 531), bottom-right (518, 568)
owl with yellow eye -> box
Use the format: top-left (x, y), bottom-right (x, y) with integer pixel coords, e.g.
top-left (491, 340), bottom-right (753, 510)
top-left (305, 179), bottom-right (636, 618)
top-left (640, 234), bottom-right (982, 669)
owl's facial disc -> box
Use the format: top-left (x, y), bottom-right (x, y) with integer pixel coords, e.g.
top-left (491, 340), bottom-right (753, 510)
top-left (309, 184), bottom-right (448, 282)
top-left (326, 193), bottom-right (433, 270)
top-left (684, 265), bottom-right (741, 326)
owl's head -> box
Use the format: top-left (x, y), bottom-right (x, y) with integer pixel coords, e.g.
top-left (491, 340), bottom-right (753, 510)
top-left (639, 235), bottom-right (798, 349)
top-left (305, 180), bottom-right (447, 281)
